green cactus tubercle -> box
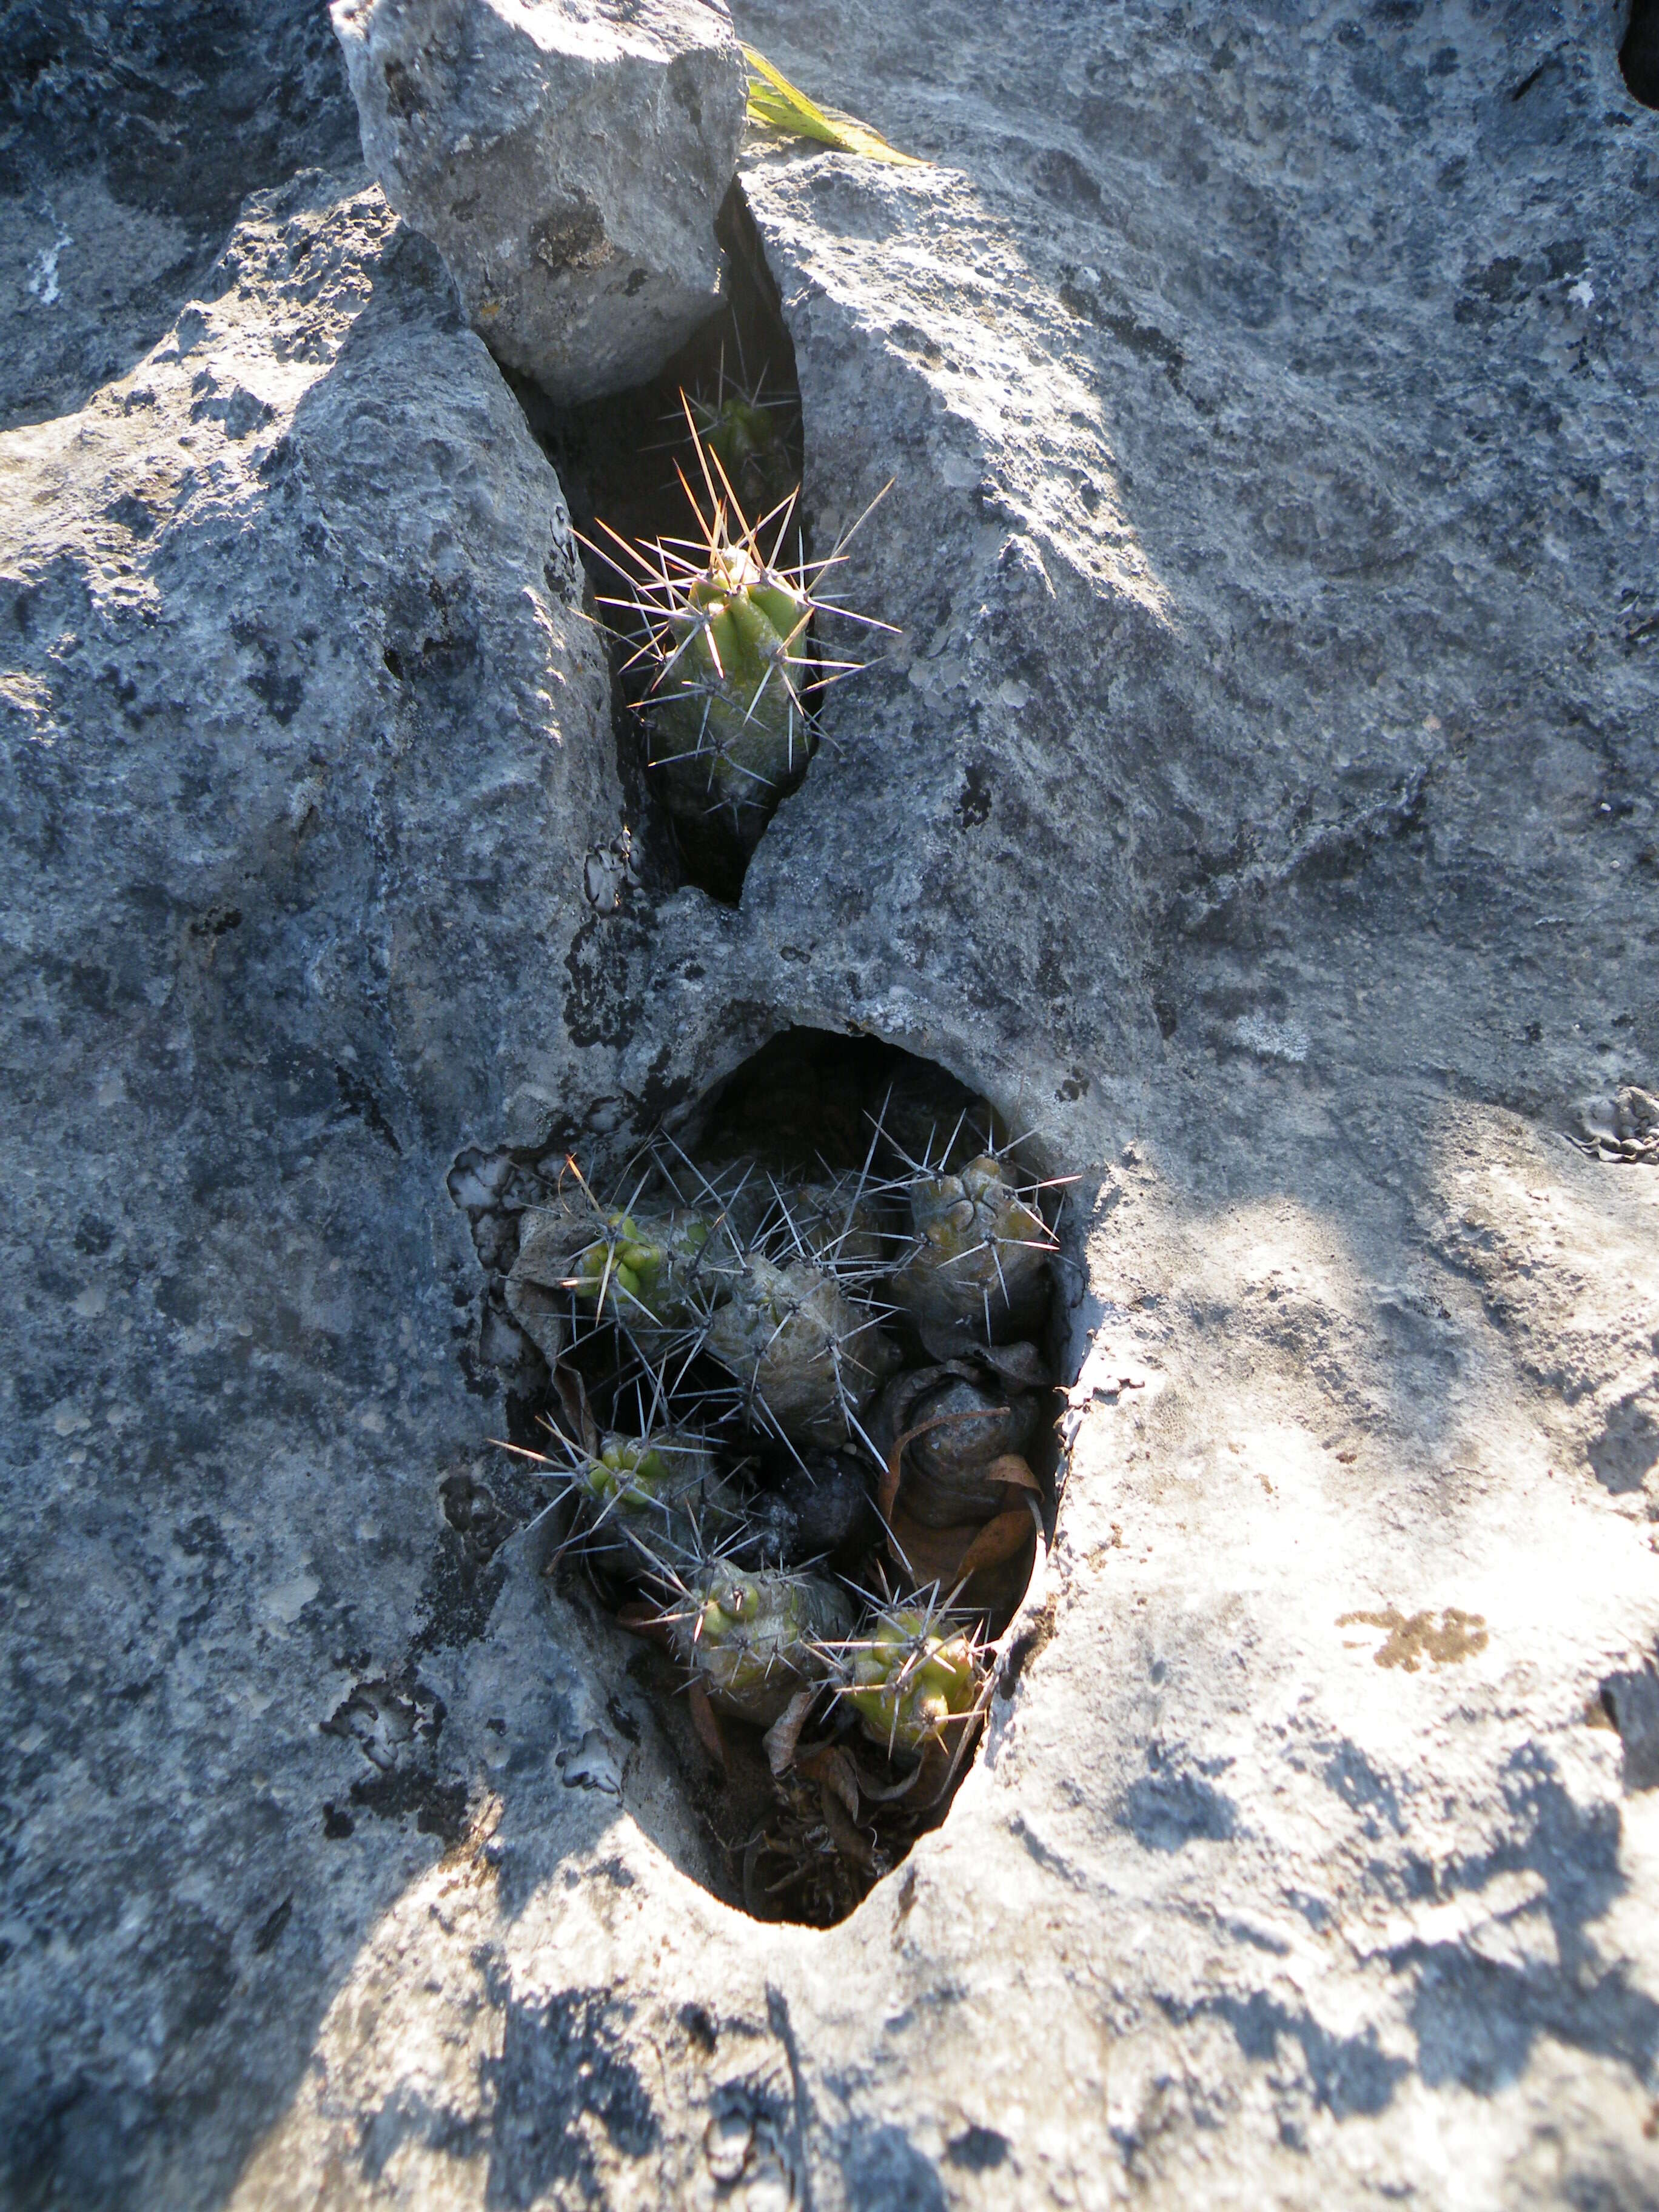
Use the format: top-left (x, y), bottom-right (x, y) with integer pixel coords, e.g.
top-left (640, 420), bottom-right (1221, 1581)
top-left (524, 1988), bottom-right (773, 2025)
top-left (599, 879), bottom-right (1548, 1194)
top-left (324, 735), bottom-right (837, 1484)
top-left (577, 1433), bottom-right (681, 1515)
top-left (843, 1608), bottom-right (980, 1758)
top-left (891, 1154), bottom-right (1051, 1331)
top-left (703, 1253), bottom-right (900, 1446)
top-left (673, 1567), bottom-right (854, 1725)
top-left (571, 1208), bottom-right (710, 1324)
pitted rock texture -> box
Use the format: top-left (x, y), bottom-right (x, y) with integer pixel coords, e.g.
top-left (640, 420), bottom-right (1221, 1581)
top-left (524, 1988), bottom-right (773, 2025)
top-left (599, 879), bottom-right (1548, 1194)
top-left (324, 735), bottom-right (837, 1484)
top-left (330, 0), bottom-right (748, 403)
top-left (4, 1), bottom-right (1659, 2208)
top-left (0, 167), bottom-right (634, 2208)
top-left (0, 0), bottom-right (360, 427)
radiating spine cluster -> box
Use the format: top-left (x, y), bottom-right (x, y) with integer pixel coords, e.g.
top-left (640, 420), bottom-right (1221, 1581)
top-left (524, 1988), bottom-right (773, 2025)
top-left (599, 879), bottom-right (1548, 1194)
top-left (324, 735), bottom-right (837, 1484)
top-left (583, 398), bottom-right (891, 874)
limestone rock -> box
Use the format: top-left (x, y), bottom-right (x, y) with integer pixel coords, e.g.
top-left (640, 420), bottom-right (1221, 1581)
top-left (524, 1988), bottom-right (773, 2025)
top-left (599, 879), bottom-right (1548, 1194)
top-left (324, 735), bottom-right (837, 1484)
top-left (6, 0), bottom-right (1659, 2206)
top-left (0, 0), bottom-right (360, 429)
top-left (329, 0), bottom-right (747, 401)
top-left (0, 169), bottom-right (631, 2205)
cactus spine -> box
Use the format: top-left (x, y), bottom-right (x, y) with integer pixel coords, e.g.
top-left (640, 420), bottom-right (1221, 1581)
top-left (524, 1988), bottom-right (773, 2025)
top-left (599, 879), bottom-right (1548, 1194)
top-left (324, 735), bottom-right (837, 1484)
top-left (665, 1564), bottom-right (855, 1726)
top-left (584, 414), bottom-right (891, 863)
top-left (835, 1601), bottom-right (982, 1760)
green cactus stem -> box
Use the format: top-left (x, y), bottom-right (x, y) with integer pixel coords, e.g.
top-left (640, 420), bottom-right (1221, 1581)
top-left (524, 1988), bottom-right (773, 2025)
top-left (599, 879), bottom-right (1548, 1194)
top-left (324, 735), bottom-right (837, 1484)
top-left (569, 1429), bottom-right (737, 1569)
top-left (888, 1154), bottom-right (1056, 1343)
top-left (567, 1205), bottom-right (714, 1333)
top-left (505, 1179), bottom-right (719, 1369)
top-left (583, 421), bottom-right (893, 863)
top-left (687, 381), bottom-right (797, 518)
top-left (703, 1253), bottom-right (901, 1448)
top-left (667, 1565), bottom-right (855, 1727)
top-left (836, 1603), bottom-right (982, 1760)
top-left (649, 532), bottom-right (815, 850)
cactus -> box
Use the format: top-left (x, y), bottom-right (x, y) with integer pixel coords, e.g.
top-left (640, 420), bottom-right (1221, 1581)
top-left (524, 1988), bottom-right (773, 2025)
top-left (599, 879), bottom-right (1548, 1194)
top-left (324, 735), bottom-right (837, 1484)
top-left (665, 1563), bottom-right (855, 1726)
top-left (505, 1173), bottom-right (720, 1369)
top-left (703, 1253), bottom-right (901, 1448)
top-left (834, 1600), bottom-right (982, 1760)
top-left (889, 1153), bottom-right (1056, 1342)
top-left (585, 420), bottom-right (892, 861)
top-left (755, 1171), bottom-right (900, 1285)
top-left (567, 1205), bottom-right (716, 1335)
top-left (686, 375), bottom-right (797, 518)
top-left (569, 1428), bottom-right (739, 1569)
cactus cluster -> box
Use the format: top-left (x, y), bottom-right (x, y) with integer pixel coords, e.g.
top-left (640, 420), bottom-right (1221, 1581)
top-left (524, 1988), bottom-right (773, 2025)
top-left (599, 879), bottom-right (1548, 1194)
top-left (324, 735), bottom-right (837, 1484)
top-left (498, 1050), bottom-right (1070, 1926)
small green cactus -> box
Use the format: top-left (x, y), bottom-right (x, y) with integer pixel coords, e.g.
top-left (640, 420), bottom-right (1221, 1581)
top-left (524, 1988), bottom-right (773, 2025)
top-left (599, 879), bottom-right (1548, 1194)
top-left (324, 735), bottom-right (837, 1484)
top-left (649, 525), bottom-right (814, 851)
top-left (566, 1205), bottom-right (715, 1339)
top-left (889, 1154), bottom-right (1056, 1342)
top-left (703, 1253), bottom-right (901, 1447)
top-left (667, 1564), bottom-right (855, 1726)
top-left (687, 380), bottom-right (797, 518)
top-left (585, 421), bottom-right (892, 862)
top-left (836, 1602), bottom-right (982, 1760)
top-left (569, 1429), bottom-right (736, 1567)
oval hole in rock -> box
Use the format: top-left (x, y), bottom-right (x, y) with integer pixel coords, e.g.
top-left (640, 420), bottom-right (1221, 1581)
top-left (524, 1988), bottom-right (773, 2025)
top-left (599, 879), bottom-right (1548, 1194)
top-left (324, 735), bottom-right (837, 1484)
top-left (511, 189), bottom-right (837, 908)
top-left (1623, 0), bottom-right (1659, 106)
top-left (454, 1028), bottom-right (1078, 1925)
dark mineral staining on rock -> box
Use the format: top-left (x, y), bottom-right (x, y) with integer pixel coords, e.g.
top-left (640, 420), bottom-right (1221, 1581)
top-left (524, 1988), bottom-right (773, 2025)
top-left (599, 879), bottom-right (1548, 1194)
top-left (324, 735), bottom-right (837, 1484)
top-left (251, 1895), bottom-right (292, 1954)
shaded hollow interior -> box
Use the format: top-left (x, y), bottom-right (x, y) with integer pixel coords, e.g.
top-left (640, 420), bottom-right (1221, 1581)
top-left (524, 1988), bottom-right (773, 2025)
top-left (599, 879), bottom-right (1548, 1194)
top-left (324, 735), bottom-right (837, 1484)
top-left (511, 189), bottom-right (810, 905)
top-left (468, 1028), bottom-right (1075, 1925)
top-left (1623, 0), bottom-right (1659, 106)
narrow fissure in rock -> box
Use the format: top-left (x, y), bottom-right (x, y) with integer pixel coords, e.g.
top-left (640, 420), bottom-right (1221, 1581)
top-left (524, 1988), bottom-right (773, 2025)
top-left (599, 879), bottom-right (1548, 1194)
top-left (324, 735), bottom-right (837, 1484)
top-left (450, 1028), bottom-right (1078, 1925)
top-left (510, 188), bottom-right (818, 905)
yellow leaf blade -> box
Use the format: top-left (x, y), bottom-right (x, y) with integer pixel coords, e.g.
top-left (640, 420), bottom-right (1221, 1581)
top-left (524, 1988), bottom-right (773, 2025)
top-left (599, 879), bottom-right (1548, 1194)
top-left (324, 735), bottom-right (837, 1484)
top-left (740, 42), bottom-right (927, 167)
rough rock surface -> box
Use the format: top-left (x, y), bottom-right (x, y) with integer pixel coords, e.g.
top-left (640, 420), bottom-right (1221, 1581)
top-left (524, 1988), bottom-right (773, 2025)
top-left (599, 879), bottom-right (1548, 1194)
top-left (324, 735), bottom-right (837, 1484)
top-left (330, 0), bottom-right (748, 403)
top-left (0, 166), bottom-right (626, 2208)
top-left (0, 0), bottom-right (361, 429)
top-left (3, 1), bottom-right (1659, 2208)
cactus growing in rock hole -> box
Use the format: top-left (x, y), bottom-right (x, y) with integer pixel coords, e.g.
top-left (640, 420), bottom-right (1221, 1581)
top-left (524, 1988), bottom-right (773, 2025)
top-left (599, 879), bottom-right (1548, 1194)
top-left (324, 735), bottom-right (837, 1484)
top-left (889, 1151), bottom-right (1060, 1344)
top-left (874, 1359), bottom-right (1041, 1528)
top-left (657, 1560), bottom-right (856, 1727)
top-left (685, 359), bottom-right (798, 518)
top-left (571, 1428), bottom-right (740, 1567)
top-left (584, 415), bottom-right (893, 858)
top-left (500, 1416), bottom-right (740, 1574)
top-left (702, 1252), bottom-right (901, 1450)
top-left (567, 1204), bottom-right (715, 1333)
top-left (832, 1597), bottom-right (984, 1761)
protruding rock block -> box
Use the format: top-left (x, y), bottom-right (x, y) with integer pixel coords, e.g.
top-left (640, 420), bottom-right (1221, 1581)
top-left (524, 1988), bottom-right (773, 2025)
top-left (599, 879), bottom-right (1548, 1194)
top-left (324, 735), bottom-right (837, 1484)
top-left (331, 0), bottom-right (747, 402)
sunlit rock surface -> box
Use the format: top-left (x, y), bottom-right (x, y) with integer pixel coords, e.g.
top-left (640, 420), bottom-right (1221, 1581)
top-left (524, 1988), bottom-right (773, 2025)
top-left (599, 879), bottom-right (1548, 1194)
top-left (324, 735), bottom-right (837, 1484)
top-left (330, 0), bottom-right (748, 402)
top-left (2, 1), bottom-right (1658, 2205)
